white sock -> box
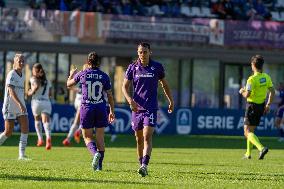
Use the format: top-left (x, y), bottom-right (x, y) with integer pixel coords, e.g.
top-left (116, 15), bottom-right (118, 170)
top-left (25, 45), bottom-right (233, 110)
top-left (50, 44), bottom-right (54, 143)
top-left (19, 133), bottom-right (28, 158)
top-left (0, 133), bottom-right (8, 145)
top-left (43, 122), bottom-right (51, 139)
top-left (34, 121), bottom-right (43, 140)
top-left (67, 123), bottom-right (79, 140)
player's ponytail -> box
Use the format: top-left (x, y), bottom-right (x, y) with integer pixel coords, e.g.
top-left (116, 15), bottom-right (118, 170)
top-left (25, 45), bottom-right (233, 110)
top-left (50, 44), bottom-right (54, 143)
top-left (87, 52), bottom-right (99, 69)
top-left (33, 63), bottom-right (47, 86)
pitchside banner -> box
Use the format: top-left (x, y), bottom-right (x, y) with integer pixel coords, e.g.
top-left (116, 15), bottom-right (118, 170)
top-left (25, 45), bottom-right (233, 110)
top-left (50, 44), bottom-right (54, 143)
top-left (0, 104), bottom-right (278, 136)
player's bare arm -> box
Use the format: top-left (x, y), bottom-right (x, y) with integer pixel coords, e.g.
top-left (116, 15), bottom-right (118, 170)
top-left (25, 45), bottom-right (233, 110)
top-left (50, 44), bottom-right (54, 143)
top-left (264, 87), bottom-right (275, 114)
top-left (66, 68), bottom-right (78, 88)
top-left (106, 89), bottom-right (115, 123)
top-left (8, 85), bottom-right (26, 113)
top-left (27, 79), bottom-right (40, 96)
top-left (122, 78), bottom-right (138, 112)
top-left (159, 78), bottom-right (174, 113)
top-left (239, 87), bottom-right (251, 98)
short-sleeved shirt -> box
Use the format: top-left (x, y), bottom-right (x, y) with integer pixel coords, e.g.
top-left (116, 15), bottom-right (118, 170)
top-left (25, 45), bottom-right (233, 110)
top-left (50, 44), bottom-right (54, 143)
top-left (125, 59), bottom-right (165, 110)
top-left (2, 70), bottom-right (26, 113)
top-left (73, 68), bottom-right (111, 106)
top-left (30, 77), bottom-right (51, 101)
top-left (245, 72), bottom-right (273, 104)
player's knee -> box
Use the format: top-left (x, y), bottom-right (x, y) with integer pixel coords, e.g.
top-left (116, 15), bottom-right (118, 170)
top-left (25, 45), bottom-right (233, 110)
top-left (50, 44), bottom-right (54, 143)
top-left (143, 135), bottom-right (152, 143)
top-left (136, 137), bottom-right (143, 145)
top-left (4, 130), bottom-right (13, 137)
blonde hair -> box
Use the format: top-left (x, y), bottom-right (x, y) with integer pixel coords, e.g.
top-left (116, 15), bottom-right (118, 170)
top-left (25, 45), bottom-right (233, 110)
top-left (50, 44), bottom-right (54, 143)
top-left (13, 53), bottom-right (24, 69)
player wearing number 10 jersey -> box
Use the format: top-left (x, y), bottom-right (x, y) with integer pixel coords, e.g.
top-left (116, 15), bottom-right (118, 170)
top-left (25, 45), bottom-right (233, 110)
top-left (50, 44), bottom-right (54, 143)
top-left (67, 52), bottom-right (115, 172)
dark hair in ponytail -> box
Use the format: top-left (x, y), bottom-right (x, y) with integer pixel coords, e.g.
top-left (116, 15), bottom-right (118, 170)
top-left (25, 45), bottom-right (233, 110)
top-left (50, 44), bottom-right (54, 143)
top-left (33, 63), bottom-right (47, 86)
top-left (87, 52), bottom-right (99, 68)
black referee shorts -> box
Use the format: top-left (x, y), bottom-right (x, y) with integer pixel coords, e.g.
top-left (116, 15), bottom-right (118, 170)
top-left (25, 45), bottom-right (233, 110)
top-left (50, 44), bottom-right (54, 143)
top-left (244, 102), bottom-right (265, 126)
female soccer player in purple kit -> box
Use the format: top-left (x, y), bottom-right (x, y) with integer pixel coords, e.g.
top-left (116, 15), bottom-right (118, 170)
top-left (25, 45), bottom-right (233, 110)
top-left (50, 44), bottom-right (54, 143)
top-left (122, 42), bottom-right (174, 177)
top-left (67, 52), bottom-right (115, 171)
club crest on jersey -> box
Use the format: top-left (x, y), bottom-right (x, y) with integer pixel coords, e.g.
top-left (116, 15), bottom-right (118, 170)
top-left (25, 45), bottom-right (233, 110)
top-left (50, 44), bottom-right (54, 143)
top-left (151, 66), bottom-right (155, 70)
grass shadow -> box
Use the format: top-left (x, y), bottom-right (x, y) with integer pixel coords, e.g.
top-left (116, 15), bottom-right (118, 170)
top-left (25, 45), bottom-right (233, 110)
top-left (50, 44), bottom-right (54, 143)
top-left (1, 134), bottom-right (284, 149)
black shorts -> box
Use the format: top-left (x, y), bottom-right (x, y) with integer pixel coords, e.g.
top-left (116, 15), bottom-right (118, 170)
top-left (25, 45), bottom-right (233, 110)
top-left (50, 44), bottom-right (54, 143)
top-left (244, 102), bottom-right (265, 126)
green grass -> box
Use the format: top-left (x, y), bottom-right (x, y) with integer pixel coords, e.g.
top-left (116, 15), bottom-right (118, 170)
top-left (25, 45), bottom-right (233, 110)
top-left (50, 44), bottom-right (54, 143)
top-left (0, 134), bottom-right (284, 189)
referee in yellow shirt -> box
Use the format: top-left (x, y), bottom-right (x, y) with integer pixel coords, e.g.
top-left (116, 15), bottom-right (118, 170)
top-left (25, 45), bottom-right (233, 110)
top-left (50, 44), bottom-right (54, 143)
top-left (239, 55), bottom-right (275, 160)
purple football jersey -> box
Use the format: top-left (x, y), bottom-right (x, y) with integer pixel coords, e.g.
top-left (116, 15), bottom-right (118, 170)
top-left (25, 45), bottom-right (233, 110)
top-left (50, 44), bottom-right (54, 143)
top-left (74, 68), bottom-right (111, 128)
top-left (125, 59), bottom-right (165, 110)
top-left (74, 68), bottom-right (111, 106)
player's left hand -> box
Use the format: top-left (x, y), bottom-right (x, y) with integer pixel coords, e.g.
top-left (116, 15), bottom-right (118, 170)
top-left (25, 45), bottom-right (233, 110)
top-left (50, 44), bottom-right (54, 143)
top-left (168, 102), bottom-right (174, 113)
top-left (263, 105), bottom-right (270, 115)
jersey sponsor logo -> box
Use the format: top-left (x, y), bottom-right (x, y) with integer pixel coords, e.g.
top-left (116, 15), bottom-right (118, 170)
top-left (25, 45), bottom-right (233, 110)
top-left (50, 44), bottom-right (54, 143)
top-left (135, 73), bottom-right (154, 78)
top-left (259, 77), bottom-right (266, 84)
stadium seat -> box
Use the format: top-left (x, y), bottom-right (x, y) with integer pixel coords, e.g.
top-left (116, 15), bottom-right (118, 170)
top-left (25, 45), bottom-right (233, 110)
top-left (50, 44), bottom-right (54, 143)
top-left (181, 5), bottom-right (191, 17)
top-left (271, 11), bottom-right (280, 21)
top-left (201, 7), bottom-right (217, 18)
top-left (189, 7), bottom-right (203, 17)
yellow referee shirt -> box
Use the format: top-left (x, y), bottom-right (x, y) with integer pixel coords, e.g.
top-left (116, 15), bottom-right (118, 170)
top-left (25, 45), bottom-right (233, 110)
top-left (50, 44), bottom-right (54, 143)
top-left (245, 72), bottom-right (273, 104)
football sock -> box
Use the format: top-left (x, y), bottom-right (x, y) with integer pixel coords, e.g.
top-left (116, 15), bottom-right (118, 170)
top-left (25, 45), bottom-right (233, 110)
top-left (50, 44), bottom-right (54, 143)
top-left (245, 139), bottom-right (253, 157)
top-left (142, 155), bottom-right (150, 167)
top-left (139, 157), bottom-right (143, 165)
top-left (43, 122), bottom-right (51, 139)
top-left (0, 133), bottom-right (8, 145)
top-left (86, 141), bottom-right (97, 156)
top-left (98, 151), bottom-right (105, 169)
top-left (34, 121), bottom-right (43, 140)
top-left (19, 133), bottom-right (28, 158)
top-left (247, 132), bottom-right (264, 151)
top-left (67, 123), bottom-right (79, 140)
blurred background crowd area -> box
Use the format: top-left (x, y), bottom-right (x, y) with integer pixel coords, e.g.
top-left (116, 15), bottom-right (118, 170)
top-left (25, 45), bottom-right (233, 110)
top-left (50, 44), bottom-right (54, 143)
top-left (1, 0), bottom-right (284, 21)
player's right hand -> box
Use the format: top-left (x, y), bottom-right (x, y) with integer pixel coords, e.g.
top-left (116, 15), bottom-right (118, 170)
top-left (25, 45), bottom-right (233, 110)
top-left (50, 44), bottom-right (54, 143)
top-left (69, 67), bottom-right (78, 78)
top-left (130, 100), bottom-right (138, 112)
top-left (239, 87), bottom-right (245, 94)
top-left (19, 103), bottom-right (26, 113)
top-left (168, 102), bottom-right (174, 114)
top-left (109, 113), bottom-right (115, 124)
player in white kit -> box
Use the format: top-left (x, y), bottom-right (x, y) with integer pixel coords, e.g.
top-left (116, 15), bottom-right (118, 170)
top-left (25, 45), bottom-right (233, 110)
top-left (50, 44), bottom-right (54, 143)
top-left (0, 54), bottom-right (30, 160)
top-left (27, 63), bottom-right (52, 150)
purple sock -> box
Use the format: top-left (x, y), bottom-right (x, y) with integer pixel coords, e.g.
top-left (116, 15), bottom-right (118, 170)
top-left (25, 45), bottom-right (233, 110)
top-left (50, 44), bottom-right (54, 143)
top-left (98, 151), bottom-right (105, 169)
top-left (86, 141), bottom-right (97, 156)
top-left (142, 155), bottom-right (150, 166)
top-left (139, 157), bottom-right (143, 165)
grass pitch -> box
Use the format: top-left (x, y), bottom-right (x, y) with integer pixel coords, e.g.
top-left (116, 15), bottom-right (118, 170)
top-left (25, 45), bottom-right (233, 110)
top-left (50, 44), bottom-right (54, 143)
top-left (0, 134), bottom-right (283, 189)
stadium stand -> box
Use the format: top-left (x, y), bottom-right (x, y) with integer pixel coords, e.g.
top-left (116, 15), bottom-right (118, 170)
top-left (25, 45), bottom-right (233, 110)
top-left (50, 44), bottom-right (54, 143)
top-left (3, 0), bottom-right (275, 21)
